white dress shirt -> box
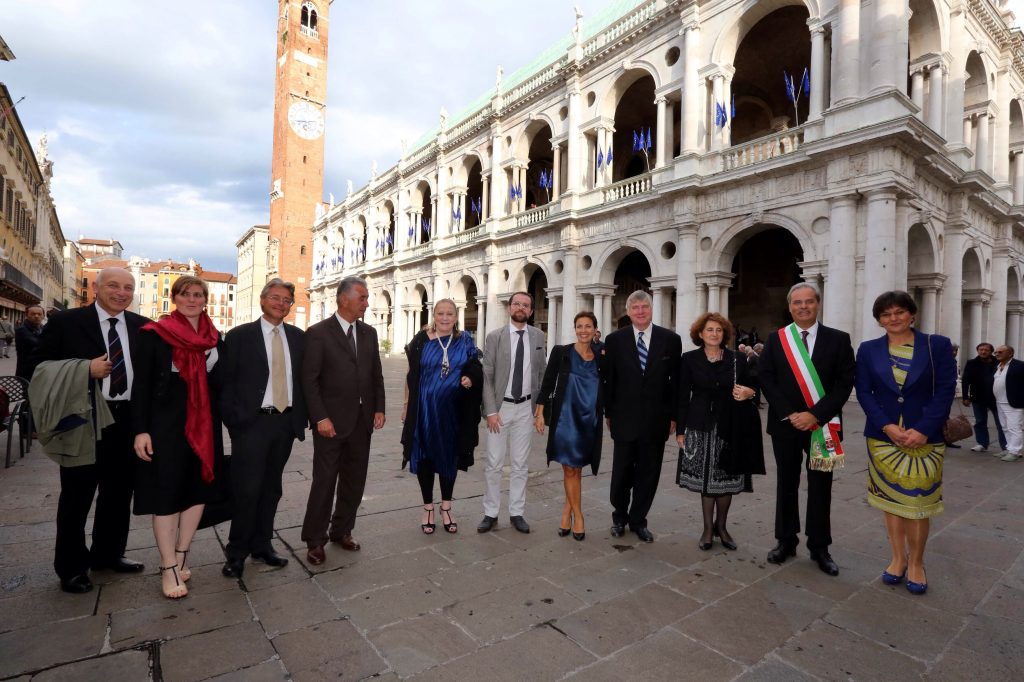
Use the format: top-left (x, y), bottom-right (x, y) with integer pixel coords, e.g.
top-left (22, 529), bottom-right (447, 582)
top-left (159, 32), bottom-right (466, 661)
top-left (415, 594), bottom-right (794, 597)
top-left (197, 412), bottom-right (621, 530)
top-left (995, 363), bottom-right (1009, 403)
top-left (335, 313), bottom-right (357, 352)
top-left (504, 323), bottom-right (532, 398)
top-left (632, 323), bottom-right (652, 348)
top-left (260, 317), bottom-right (293, 408)
top-left (795, 321), bottom-right (820, 356)
top-left (95, 305), bottom-right (134, 401)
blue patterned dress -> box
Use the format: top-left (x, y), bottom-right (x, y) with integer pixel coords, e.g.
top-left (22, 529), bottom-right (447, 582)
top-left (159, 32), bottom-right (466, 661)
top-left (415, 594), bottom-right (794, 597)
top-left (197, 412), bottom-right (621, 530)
top-left (409, 333), bottom-right (477, 480)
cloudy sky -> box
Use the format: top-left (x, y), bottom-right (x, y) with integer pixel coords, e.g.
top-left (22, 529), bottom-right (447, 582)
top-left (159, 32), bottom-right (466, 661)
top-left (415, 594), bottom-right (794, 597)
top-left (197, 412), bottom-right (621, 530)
top-left (3, 1), bottom-right (1024, 272)
top-left (1, 0), bottom-right (613, 272)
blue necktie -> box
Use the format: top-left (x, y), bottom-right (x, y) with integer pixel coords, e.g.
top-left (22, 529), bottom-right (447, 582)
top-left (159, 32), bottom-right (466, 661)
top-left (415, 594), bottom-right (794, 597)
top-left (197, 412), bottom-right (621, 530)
top-left (637, 331), bottom-right (648, 372)
top-left (107, 318), bottom-right (128, 397)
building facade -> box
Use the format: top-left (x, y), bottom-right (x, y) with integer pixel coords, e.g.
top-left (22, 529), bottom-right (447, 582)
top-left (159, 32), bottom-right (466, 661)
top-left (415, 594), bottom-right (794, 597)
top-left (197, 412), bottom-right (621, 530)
top-left (62, 241), bottom-right (86, 308)
top-left (235, 224), bottom-right (270, 325)
top-left (266, 0), bottom-right (329, 328)
top-left (204, 271), bottom-right (237, 331)
top-left (310, 0), bottom-right (1024, 361)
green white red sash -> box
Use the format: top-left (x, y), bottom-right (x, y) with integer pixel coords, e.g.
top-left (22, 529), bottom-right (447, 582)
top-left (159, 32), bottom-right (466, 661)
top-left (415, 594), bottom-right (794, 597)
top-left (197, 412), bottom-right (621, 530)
top-left (777, 323), bottom-right (845, 471)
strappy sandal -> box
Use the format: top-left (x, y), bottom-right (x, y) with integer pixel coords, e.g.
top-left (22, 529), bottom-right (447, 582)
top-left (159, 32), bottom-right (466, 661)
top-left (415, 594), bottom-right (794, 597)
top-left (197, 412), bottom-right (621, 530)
top-left (175, 547), bottom-right (191, 582)
top-left (421, 504), bottom-right (436, 534)
top-left (159, 564), bottom-right (188, 599)
top-left (440, 503), bottom-right (458, 533)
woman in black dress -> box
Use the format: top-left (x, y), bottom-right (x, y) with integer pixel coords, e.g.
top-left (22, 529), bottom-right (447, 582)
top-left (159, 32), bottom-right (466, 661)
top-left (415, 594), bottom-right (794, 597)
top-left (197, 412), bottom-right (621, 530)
top-left (534, 311), bottom-right (604, 540)
top-left (133, 276), bottom-right (224, 599)
top-left (676, 312), bottom-right (763, 551)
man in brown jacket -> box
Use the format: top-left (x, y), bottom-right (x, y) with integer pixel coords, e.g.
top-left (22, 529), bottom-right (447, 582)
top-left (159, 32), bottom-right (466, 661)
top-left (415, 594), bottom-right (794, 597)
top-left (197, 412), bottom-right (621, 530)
top-left (300, 276), bottom-right (386, 565)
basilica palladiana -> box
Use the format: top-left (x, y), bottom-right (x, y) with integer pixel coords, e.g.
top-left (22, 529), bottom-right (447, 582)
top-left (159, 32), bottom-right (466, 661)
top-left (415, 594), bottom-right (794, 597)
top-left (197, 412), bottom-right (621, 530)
top-left (308, 0), bottom-right (1024, 359)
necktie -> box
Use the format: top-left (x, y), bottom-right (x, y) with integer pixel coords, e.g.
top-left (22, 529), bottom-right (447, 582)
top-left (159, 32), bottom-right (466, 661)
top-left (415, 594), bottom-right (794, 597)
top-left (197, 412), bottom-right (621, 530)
top-left (271, 326), bottom-right (288, 412)
top-left (107, 318), bottom-right (128, 397)
top-left (346, 323), bottom-right (356, 353)
top-left (511, 330), bottom-right (525, 399)
top-left (637, 331), bottom-right (648, 372)
top-left (800, 330), bottom-right (809, 351)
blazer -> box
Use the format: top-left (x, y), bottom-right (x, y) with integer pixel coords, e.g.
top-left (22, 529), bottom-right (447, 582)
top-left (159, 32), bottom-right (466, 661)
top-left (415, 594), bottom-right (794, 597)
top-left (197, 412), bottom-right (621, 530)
top-left (603, 324), bottom-right (682, 442)
top-left (855, 330), bottom-right (957, 443)
top-left (301, 315), bottom-right (385, 439)
top-left (998, 357), bottom-right (1024, 409)
top-left (481, 323), bottom-right (547, 415)
top-left (220, 319), bottom-right (308, 440)
top-left (15, 322), bottom-right (43, 379)
top-left (961, 356), bottom-right (998, 406)
top-left (536, 343), bottom-right (605, 474)
top-left (34, 304), bottom-right (148, 394)
top-left (758, 323), bottom-right (856, 439)
top-left (676, 348), bottom-right (754, 432)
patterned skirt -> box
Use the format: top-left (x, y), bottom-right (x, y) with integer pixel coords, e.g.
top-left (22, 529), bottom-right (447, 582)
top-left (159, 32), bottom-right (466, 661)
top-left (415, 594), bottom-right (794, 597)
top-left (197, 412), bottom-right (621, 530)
top-left (866, 438), bottom-right (944, 519)
top-left (677, 427), bottom-right (745, 495)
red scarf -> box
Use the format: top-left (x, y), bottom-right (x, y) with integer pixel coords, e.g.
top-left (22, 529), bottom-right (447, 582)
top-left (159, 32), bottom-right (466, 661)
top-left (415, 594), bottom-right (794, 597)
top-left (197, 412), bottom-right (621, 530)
top-left (142, 310), bottom-right (220, 483)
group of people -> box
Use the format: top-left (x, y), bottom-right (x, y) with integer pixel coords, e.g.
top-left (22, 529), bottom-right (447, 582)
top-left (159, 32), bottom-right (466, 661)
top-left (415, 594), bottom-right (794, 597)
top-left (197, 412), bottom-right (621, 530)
top-left (961, 341), bottom-right (1024, 462)
top-left (29, 265), bottom-right (960, 600)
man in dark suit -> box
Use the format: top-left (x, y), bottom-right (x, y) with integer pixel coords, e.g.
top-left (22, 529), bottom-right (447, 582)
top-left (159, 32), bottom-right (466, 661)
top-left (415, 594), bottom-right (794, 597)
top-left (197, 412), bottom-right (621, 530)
top-left (300, 276), bottom-right (385, 565)
top-left (220, 278), bottom-right (308, 577)
top-left (35, 267), bottom-right (147, 593)
top-left (14, 304), bottom-right (45, 379)
top-left (603, 290), bottom-right (682, 542)
top-left (759, 283), bottom-right (855, 575)
top-left (962, 342), bottom-right (1006, 453)
top-left (993, 345), bottom-right (1024, 462)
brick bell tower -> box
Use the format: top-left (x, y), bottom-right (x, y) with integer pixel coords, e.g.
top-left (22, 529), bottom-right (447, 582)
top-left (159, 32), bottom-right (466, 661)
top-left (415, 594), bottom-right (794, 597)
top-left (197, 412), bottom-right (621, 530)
top-left (269, 0), bottom-right (329, 327)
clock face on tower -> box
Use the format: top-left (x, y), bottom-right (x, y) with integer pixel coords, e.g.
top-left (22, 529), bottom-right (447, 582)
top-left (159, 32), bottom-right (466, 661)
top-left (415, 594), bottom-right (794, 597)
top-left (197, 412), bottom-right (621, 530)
top-left (288, 101), bottom-right (325, 140)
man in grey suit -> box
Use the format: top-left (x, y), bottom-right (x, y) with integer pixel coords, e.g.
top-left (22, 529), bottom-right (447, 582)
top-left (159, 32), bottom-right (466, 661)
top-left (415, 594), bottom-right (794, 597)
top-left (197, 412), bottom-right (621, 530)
top-left (478, 291), bottom-right (547, 533)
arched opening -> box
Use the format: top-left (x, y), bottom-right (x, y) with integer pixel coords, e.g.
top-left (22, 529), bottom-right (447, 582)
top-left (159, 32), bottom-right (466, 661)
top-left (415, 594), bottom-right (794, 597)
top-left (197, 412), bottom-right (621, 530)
top-left (613, 250), bottom-right (652, 329)
top-left (730, 5), bottom-right (812, 145)
top-left (525, 123), bottom-right (553, 208)
top-left (961, 249), bottom-right (984, 350)
top-left (907, 223), bottom-right (936, 275)
top-left (383, 200), bottom-right (396, 255)
top-left (728, 227), bottom-right (804, 336)
top-left (611, 74), bottom-right (657, 182)
top-left (301, 2), bottom-right (318, 33)
top-left (466, 159), bottom-right (483, 229)
top-left (355, 215), bottom-right (367, 265)
top-left (525, 267), bottom-right (549, 336)
top-left (380, 290), bottom-right (393, 347)
top-left (964, 51), bottom-right (990, 170)
top-left (458, 276), bottom-right (480, 338)
top-left (1010, 100), bottom-right (1024, 202)
top-left (1007, 267), bottom-right (1022, 349)
top-left (417, 286), bottom-right (429, 330)
top-left (909, 0), bottom-right (941, 57)
top-left (411, 181), bottom-right (433, 244)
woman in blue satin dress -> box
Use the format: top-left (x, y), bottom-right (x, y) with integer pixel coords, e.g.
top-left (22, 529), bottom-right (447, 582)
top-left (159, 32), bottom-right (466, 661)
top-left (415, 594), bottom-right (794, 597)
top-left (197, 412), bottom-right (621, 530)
top-left (401, 299), bottom-right (483, 535)
top-left (534, 312), bottom-right (605, 540)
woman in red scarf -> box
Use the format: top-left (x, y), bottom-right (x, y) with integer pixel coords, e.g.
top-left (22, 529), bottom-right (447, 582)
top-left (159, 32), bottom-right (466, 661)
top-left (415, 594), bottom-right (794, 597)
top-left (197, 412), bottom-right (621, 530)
top-left (132, 276), bottom-right (224, 599)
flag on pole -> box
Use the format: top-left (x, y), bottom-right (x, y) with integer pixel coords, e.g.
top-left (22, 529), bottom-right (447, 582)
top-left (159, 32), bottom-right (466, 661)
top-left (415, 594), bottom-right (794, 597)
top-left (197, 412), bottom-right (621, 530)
top-left (597, 148), bottom-right (604, 168)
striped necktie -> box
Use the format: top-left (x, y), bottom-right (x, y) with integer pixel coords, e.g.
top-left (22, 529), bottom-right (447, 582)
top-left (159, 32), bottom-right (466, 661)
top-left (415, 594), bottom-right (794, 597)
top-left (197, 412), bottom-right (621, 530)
top-left (637, 330), bottom-right (648, 372)
top-left (107, 318), bottom-right (128, 397)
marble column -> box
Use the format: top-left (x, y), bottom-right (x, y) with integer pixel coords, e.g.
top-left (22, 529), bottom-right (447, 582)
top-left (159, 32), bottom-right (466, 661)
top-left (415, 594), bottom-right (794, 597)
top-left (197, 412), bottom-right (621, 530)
top-left (964, 117), bottom-right (974, 162)
top-left (551, 145), bottom-right (561, 201)
top-left (482, 176), bottom-right (490, 219)
top-left (664, 100), bottom-right (675, 161)
top-left (708, 284), bottom-right (721, 313)
top-left (457, 303), bottom-right (466, 331)
top-left (834, 0), bottom-right (861, 104)
top-left (711, 75), bottom-right (724, 151)
top-left (1008, 309), bottom-right (1021, 351)
top-left (968, 300), bottom-right (984, 357)
top-left (920, 286), bottom-right (938, 334)
top-left (459, 193), bottom-right (467, 231)
top-left (910, 68), bottom-right (925, 118)
top-left (547, 293), bottom-right (559, 351)
top-left (992, 246), bottom-right (1009, 346)
top-left (940, 228), bottom-right (965, 344)
top-left (652, 287), bottom-right (664, 326)
top-left (824, 195), bottom-right (858, 334)
top-left (561, 247), bottom-right (578, 344)
top-left (1014, 151), bottom-right (1024, 204)
top-left (676, 225), bottom-right (699, 344)
top-left (602, 295), bottom-right (613, 335)
top-left (487, 260), bottom-right (502, 333)
top-left (682, 23), bottom-right (701, 154)
top-left (491, 133), bottom-right (506, 219)
top-left (655, 97), bottom-right (667, 168)
top-left (870, 0), bottom-right (906, 93)
top-left (476, 297), bottom-right (487, 340)
top-left (927, 64), bottom-right (945, 135)
top-left (566, 79), bottom-right (583, 193)
top-left (862, 189), bottom-right (898, 338)
top-left (977, 113), bottom-right (991, 175)
top-left (809, 23), bottom-right (826, 120)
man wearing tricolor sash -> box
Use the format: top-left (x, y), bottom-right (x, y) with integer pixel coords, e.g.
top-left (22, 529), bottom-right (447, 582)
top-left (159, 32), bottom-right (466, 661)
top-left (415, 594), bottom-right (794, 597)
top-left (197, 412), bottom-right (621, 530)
top-left (758, 283), bottom-right (855, 576)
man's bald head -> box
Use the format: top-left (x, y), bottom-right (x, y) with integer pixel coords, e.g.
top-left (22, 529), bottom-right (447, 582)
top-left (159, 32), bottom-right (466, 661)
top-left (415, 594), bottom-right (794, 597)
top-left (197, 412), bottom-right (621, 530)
top-left (93, 267), bottom-right (135, 316)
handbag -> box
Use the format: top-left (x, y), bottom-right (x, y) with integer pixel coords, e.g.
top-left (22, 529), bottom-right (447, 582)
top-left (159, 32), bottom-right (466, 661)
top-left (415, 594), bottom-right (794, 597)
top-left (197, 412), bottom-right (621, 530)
top-left (927, 335), bottom-right (972, 443)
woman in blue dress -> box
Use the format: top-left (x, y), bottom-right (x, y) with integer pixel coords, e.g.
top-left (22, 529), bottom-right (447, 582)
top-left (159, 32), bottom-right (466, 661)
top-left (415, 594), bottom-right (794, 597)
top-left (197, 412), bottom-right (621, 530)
top-left (401, 299), bottom-right (483, 534)
top-left (534, 312), bottom-right (604, 540)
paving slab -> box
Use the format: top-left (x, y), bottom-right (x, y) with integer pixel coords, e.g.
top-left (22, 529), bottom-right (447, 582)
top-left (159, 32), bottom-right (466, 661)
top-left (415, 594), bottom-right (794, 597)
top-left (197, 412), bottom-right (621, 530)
top-left (248, 579), bottom-right (342, 637)
top-left (335, 576), bottom-right (456, 631)
top-left (0, 585), bottom-right (96, 633)
top-left (29, 648), bottom-right (151, 681)
top-left (159, 621), bottom-right (277, 681)
top-left (366, 613), bottom-right (478, 678)
top-left (271, 618), bottom-right (388, 681)
top-left (202, 659), bottom-right (290, 682)
top-left (315, 546), bottom-right (450, 599)
top-left (776, 620), bottom-right (927, 679)
top-left (0, 614), bottom-right (107, 678)
top-left (109, 588), bottom-right (254, 649)
top-left (446, 575), bottom-right (585, 644)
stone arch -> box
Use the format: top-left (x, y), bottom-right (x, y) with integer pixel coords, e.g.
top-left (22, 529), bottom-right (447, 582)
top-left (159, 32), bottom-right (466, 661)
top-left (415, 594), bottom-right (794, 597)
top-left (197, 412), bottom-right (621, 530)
top-left (964, 51), bottom-right (989, 107)
top-left (597, 66), bottom-right (661, 120)
top-left (594, 239), bottom-right (660, 284)
top-left (909, 0), bottom-right (944, 57)
top-left (452, 151), bottom-right (485, 186)
top-left (907, 222), bottom-right (938, 274)
top-left (714, 213), bottom-right (815, 271)
top-left (962, 247), bottom-right (984, 289)
top-left (711, 0), bottom-right (820, 66)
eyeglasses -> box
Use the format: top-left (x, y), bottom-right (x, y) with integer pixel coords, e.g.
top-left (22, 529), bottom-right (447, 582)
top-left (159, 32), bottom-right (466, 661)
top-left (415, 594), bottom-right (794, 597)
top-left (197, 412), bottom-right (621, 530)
top-left (265, 295), bottom-right (294, 306)
top-left (509, 301), bottom-right (531, 309)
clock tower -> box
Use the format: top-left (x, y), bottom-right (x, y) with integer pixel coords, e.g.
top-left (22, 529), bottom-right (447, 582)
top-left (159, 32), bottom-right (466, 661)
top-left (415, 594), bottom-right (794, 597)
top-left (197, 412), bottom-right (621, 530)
top-left (269, 0), bottom-right (329, 326)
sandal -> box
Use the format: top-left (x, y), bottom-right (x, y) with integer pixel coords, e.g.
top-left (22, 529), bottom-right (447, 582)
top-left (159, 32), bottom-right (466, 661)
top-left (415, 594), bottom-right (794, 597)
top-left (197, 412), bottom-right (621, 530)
top-left (175, 547), bottom-right (191, 582)
top-left (440, 503), bottom-right (458, 533)
top-left (421, 504), bottom-right (436, 534)
top-left (159, 564), bottom-right (188, 599)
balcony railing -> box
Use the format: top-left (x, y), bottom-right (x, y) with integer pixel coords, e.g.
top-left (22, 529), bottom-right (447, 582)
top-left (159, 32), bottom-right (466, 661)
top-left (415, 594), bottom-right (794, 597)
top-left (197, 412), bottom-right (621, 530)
top-left (514, 205), bottom-right (550, 228)
top-left (602, 172), bottom-right (653, 203)
top-left (299, 25), bottom-right (318, 39)
top-left (722, 126), bottom-right (805, 171)
top-left (0, 261), bottom-right (43, 302)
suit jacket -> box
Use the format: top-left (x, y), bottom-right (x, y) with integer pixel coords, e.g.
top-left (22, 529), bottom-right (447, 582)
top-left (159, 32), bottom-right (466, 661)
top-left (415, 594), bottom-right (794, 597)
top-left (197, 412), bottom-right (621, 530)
top-left (999, 357), bottom-right (1024, 409)
top-left (34, 304), bottom-right (148, 395)
top-left (961, 356), bottom-right (998, 406)
top-left (301, 315), bottom-right (385, 439)
top-left (481, 323), bottom-right (547, 415)
top-left (15, 322), bottom-right (43, 379)
top-left (758, 323), bottom-right (855, 439)
top-left (603, 324), bottom-right (682, 442)
top-left (220, 319), bottom-right (308, 440)
top-left (855, 330), bottom-right (957, 443)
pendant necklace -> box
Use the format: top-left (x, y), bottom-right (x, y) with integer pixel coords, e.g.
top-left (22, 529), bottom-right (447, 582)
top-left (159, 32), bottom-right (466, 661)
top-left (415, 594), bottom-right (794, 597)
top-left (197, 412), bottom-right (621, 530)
top-left (437, 334), bottom-right (453, 378)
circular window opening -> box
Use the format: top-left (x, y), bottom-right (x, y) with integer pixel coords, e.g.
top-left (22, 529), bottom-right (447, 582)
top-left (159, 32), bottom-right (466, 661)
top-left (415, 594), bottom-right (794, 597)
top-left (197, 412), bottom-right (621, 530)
top-left (503, 269), bottom-right (510, 281)
top-left (661, 241), bottom-right (676, 259)
top-left (558, 107), bottom-right (568, 121)
top-left (586, 91), bottom-right (596, 107)
top-left (665, 47), bottom-right (680, 67)
top-left (581, 255), bottom-right (593, 270)
top-left (554, 260), bottom-right (564, 274)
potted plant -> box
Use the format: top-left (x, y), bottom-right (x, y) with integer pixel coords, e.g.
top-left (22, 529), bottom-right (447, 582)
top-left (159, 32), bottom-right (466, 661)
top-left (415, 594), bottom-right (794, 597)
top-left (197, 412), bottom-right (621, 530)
top-left (380, 339), bottom-right (392, 358)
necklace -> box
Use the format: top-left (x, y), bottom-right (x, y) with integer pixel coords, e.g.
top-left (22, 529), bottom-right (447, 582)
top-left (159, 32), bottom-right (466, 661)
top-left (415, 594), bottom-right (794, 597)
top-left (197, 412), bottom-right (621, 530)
top-left (705, 348), bottom-right (723, 362)
top-left (436, 334), bottom-right (453, 378)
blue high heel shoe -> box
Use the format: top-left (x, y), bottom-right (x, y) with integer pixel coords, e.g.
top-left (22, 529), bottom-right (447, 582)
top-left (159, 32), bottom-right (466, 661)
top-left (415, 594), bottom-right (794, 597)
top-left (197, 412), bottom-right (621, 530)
top-left (906, 579), bottom-right (928, 595)
top-left (881, 569), bottom-right (906, 585)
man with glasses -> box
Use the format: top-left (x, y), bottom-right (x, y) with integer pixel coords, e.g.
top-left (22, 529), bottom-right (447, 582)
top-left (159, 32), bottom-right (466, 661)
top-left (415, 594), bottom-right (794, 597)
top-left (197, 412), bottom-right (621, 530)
top-left (219, 279), bottom-right (308, 577)
top-left (478, 291), bottom-right (547, 533)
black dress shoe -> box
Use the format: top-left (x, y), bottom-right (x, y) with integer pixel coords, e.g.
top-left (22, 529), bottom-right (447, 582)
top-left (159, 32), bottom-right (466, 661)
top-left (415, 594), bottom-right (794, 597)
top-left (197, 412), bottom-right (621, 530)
top-left (767, 543), bottom-right (797, 564)
top-left (92, 557), bottom-right (145, 573)
top-left (477, 515), bottom-right (497, 533)
top-left (610, 524), bottom-right (625, 538)
top-left (634, 527), bottom-right (654, 543)
top-left (810, 551), bottom-right (839, 576)
top-left (252, 551), bottom-right (289, 567)
top-left (60, 574), bottom-right (93, 594)
top-left (222, 559), bottom-right (244, 578)
top-left (510, 515), bottom-right (531, 533)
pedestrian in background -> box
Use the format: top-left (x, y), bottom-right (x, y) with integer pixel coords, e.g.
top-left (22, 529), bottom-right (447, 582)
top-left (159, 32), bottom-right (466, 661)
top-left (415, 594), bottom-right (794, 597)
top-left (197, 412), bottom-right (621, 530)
top-left (993, 345), bottom-right (1024, 462)
top-left (961, 342), bottom-right (1006, 454)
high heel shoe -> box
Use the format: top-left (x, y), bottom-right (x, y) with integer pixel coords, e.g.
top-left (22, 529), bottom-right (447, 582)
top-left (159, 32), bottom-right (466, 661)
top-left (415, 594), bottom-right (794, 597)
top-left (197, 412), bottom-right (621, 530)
top-left (572, 531), bottom-right (585, 541)
top-left (440, 503), bottom-right (458, 533)
top-left (421, 504), bottom-right (435, 534)
top-left (159, 564), bottom-right (188, 599)
top-left (175, 547), bottom-right (191, 582)
top-left (557, 527), bottom-right (571, 537)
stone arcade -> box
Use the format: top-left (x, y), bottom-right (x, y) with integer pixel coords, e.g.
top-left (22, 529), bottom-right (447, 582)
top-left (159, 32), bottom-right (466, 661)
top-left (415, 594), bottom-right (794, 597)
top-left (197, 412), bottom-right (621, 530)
top-left (309, 0), bottom-right (1024, 361)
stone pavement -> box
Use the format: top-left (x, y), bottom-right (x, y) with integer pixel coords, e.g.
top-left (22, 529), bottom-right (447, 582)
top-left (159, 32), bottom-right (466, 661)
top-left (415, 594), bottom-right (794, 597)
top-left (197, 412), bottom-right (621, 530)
top-left (1, 351), bottom-right (1023, 681)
